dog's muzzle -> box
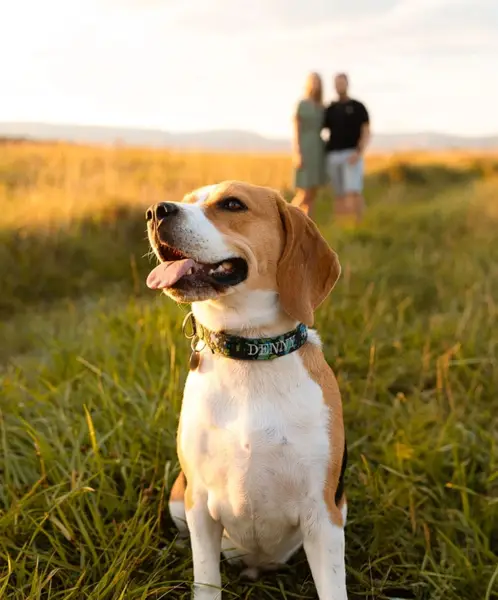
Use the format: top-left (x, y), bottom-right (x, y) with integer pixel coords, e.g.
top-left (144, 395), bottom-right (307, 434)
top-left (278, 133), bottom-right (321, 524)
top-left (145, 202), bottom-right (179, 224)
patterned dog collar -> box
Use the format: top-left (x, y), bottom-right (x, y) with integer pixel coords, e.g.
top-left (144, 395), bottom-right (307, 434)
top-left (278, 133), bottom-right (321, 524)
top-left (182, 312), bottom-right (308, 367)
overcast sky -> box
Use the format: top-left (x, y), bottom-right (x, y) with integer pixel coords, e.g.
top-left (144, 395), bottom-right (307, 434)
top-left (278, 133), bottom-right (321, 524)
top-left (2, 0), bottom-right (497, 137)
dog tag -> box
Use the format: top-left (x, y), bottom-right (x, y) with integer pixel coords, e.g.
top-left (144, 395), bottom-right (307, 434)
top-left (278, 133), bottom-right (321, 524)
top-left (189, 350), bottom-right (201, 371)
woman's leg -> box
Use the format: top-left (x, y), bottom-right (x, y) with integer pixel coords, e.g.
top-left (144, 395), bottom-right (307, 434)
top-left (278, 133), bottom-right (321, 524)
top-left (291, 188), bottom-right (306, 212)
top-left (292, 187), bottom-right (318, 218)
top-left (304, 188), bottom-right (318, 219)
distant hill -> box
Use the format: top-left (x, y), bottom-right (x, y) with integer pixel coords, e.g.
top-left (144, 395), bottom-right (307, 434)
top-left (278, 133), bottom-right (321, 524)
top-left (0, 122), bottom-right (497, 152)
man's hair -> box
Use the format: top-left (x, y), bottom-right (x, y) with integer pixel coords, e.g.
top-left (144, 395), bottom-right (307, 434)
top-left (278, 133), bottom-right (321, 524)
top-left (335, 72), bottom-right (349, 83)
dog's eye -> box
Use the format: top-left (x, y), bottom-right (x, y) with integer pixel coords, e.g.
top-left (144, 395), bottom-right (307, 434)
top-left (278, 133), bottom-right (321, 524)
top-left (217, 197), bottom-right (248, 212)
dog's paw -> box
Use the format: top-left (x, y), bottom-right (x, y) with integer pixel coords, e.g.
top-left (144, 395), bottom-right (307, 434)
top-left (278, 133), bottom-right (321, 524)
top-left (173, 535), bottom-right (190, 551)
top-left (240, 567), bottom-right (260, 582)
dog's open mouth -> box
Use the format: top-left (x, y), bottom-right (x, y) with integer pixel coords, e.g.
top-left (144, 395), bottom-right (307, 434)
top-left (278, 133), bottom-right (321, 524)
top-left (147, 242), bottom-right (248, 291)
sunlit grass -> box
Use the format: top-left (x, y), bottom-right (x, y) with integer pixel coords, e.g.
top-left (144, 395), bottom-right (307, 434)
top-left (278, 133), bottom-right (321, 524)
top-left (0, 142), bottom-right (497, 599)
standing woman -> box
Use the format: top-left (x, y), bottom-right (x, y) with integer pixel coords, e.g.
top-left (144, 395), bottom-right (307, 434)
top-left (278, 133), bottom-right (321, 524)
top-left (291, 72), bottom-right (326, 218)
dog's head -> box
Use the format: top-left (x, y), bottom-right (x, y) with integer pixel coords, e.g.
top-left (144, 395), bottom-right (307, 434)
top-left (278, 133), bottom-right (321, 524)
top-left (146, 181), bottom-right (340, 327)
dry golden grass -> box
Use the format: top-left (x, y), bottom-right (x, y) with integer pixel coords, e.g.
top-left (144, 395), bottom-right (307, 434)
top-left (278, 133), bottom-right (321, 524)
top-left (0, 143), bottom-right (290, 229)
top-left (2, 141), bottom-right (498, 230)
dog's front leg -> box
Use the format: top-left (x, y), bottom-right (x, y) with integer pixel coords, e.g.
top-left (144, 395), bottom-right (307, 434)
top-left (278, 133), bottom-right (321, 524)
top-left (186, 496), bottom-right (223, 600)
top-left (301, 504), bottom-right (348, 600)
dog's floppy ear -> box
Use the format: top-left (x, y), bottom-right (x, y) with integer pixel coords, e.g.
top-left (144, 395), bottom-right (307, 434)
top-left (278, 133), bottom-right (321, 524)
top-left (276, 196), bottom-right (341, 327)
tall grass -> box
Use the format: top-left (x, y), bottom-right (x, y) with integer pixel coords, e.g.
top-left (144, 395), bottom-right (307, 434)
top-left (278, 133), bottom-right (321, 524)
top-left (0, 142), bottom-right (497, 599)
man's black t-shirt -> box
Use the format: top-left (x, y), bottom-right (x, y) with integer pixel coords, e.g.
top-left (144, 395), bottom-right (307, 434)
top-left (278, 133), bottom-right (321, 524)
top-left (323, 99), bottom-right (369, 152)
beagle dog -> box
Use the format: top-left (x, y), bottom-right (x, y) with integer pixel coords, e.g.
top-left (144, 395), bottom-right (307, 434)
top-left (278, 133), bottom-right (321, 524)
top-left (146, 181), bottom-right (347, 600)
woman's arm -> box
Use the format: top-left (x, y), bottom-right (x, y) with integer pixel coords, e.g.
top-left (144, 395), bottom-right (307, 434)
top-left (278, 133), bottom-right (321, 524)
top-left (292, 101), bottom-right (303, 167)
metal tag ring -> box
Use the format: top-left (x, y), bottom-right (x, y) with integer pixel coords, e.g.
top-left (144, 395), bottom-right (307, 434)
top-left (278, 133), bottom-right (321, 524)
top-left (182, 311), bottom-right (197, 340)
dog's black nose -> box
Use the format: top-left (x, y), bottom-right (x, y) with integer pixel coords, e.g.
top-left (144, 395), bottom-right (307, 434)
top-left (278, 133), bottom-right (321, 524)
top-left (146, 202), bottom-right (179, 222)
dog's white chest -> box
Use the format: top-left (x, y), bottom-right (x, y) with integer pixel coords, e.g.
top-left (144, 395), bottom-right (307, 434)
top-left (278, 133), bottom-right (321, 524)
top-left (180, 349), bottom-right (330, 558)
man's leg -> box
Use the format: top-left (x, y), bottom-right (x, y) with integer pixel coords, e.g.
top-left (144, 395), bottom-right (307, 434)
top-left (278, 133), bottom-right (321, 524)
top-left (342, 191), bottom-right (363, 222)
top-left (326, 153), bottom-right (346, 218)
top-left (335, 194), bottom-right (348, 216)
top-left (353, 192), bottom-right (365, 222)
top-left (343, 155), bottom-right (365, 224)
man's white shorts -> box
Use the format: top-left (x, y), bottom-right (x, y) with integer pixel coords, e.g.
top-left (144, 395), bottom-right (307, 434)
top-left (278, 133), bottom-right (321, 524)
top-left (326, 149), bottom-right (364, 196)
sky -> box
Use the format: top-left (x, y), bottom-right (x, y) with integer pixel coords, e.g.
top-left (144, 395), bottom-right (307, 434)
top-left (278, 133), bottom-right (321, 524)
top-left (2, 0), bottom-right (498, 138)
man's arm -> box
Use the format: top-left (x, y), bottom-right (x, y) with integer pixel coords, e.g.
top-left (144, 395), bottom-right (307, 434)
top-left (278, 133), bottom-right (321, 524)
top-left (357, 121), bottom-right (370, 155)
top-left (348, 103), bottom-right (370, 165)
top-left (357, 103), bottom-right (370, 155)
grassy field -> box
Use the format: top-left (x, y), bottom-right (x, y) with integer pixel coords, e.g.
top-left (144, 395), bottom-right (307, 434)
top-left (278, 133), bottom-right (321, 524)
top-left (0, 143), bottom-right (497, 599)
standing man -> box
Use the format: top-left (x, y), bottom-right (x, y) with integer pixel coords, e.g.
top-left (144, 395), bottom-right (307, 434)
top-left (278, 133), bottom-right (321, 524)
top-left (323, 73), bottom-right (370, 223)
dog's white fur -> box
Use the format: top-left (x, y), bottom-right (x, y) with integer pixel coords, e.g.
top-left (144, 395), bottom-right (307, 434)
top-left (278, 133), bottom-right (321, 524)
top-left (148, 182), bottom-right (347, 599)
top-left (179, 336), bottom-right (347, 600)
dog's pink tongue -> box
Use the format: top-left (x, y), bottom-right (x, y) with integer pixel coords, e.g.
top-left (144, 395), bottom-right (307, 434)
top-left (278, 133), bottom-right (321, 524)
top-left (147, 259), bottom-right (195, 289)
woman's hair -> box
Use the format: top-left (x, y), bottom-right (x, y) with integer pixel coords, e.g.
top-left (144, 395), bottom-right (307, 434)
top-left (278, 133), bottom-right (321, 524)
top-left (304, 72), bottom-right (323, 104)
